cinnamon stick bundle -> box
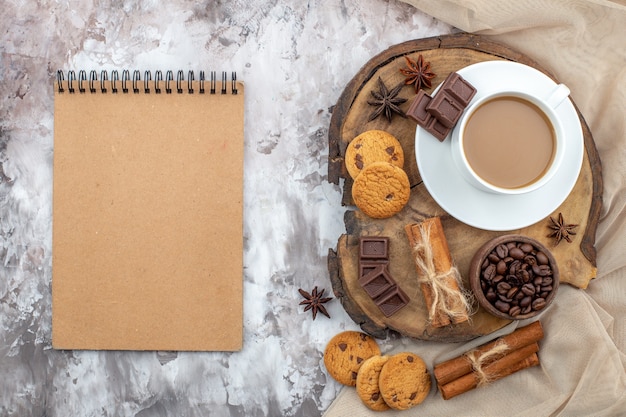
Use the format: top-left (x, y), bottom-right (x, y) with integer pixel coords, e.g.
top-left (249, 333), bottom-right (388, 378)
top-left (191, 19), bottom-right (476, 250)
top-left (405, 217), bottom-right (470, 327)
top-left (434, 321), bottom-right (544, 385)
top-left (434, 321), bottom-right (544, 400)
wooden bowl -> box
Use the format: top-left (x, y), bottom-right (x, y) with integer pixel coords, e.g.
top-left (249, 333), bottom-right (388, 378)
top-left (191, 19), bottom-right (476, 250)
top-left (469, 235), bottom-right (559, 320)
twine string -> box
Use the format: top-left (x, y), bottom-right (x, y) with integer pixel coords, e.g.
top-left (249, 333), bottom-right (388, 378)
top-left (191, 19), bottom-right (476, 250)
top-left (465, 341), bottom-right (510, 387)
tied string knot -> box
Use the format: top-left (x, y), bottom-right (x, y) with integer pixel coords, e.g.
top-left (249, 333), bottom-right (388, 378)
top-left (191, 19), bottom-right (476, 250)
top-left (465, 340), bottom-right (510, 387)
top-left (411, 223), bottom-right (473, 324)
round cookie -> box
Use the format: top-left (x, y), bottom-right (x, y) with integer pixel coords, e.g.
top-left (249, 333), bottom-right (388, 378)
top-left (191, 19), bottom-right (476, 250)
top-left (351, 161), bottom-right (410, 219)
top-left (324, 331), bottom-right (381, 386)
top-left (378, 352), bottom-right (431, 410)
top-left (356, 355), bottom-right (391, 411)
top-left (345, 130), bottom-right (404, 180)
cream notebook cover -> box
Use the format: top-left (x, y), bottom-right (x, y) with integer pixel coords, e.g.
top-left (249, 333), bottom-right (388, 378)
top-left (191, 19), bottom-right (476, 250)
top-left (52, 70), bottom-right (244, 351)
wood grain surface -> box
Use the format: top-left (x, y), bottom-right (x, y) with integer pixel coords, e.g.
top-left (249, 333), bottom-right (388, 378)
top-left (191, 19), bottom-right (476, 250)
top-left (327, 33), bottom-right (602, 341)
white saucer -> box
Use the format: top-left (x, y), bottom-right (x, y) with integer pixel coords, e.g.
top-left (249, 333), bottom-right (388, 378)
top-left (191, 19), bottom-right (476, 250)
top-left (415, 61), bottom-right (584, 231)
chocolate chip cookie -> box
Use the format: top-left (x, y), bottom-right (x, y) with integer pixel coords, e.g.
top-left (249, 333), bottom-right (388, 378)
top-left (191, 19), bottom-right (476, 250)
top-left (345, 130), bottom-right (404, 180)
top-left (323, 331), bottom-right (381, 386)
top-left (351, 161), bottom-right (410, 219)
top-left (356, 355), bottom-right (391, 411)
top-left (378, 352), bottom-right (431, 410)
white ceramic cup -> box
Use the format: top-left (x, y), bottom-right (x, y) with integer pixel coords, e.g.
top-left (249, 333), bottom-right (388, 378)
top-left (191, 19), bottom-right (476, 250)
top-left (450, 83), bottom-right (570, 195)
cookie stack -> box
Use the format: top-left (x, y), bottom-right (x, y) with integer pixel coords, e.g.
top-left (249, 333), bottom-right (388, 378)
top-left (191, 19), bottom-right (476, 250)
top-left (324, 331), bottom-right (431, 411)
top-left (345, 130), bottom-right (411, 219)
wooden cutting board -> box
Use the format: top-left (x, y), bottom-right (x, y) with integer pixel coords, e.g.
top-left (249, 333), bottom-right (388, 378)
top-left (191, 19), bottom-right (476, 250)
top-left (327, 33), bottom-right (602, 342)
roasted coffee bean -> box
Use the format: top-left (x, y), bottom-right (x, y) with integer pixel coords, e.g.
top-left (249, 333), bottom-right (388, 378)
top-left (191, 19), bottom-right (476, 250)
top-left (507, 287), bottom-right (519, 299)
top-left (495, 244), bottom-right (508, 259)
top-left (482, 264), bottom-right (496, 281)
top-left (540, 291), bottom-right (549, 298)
top-left (481, 258), bottom-right (490, 269)
top-left (533, 276), bottom-right (544, 286)
top-left (542, 276), bottom-right (553, 286)
top-left (536, 251), bottom-right (549, 265)
top-left (492, 275), bottom-right (505, 285)
top-left (520, 243), bottom-right (534, 253)
top-left (506, 242), bottom-right (517, 250)
top-left (521, 283), bottom-right (536, 296)
top-left (495, 300), bottom-right (510, 313)
top-left (532, 298), bottom-right (547, 311)
top-left (520, 296), bottom-right (532, 308)
top-left (496, 281), bottom-right (511, 294)
top-left (522, 305), bottom-right (532, 315)
top-left (488, 253), bottom-right (500, 263)
top-left (486, 288), bottom-right (497, 302)
top-left (496, 260), bottom-right (507, 275)
top-left (541, 285), bottom-right (553, 293)
top-left (509, 306), bottom-right (521, 317)
top-left (509, 247), bottom-right (524, 260)
top-left (524, 255), bottom-right (537, 266)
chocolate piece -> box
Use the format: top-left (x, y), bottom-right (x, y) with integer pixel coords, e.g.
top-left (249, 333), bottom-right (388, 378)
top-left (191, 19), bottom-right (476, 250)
top-left (406, 89), bottom-right (433, 127)
top-left (359, 260), bottom-right (388, 278)
top-left (376, 285), bottom-right (409, 317)
top-left (426, 91), bottom-right (464, 128)
top-left (406, 87), bottom-right (457, 141)
top-left (424, 115), bottom-right (452, 142)
top-left (359, 236), bottom-right (389, 260)
top-left (440, 72), bottom-right (476, 107)
top-left (358, 264), bottom-right (396, 299)
top-left (357, 236), bottom-right (410, 317)
top-left (408, 73), bottom-right (476, 142)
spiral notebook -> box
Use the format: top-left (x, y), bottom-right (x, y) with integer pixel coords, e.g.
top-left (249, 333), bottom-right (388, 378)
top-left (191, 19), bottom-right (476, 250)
top-left (52, 70), bottom-right (244, 351)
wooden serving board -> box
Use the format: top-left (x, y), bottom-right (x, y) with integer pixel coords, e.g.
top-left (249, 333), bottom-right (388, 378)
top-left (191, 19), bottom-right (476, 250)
top-left (327, 33), bottom-right (602, 341)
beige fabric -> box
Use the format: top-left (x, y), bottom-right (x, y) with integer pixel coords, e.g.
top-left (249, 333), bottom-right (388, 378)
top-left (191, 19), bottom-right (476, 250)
top-left (324, 1), bottom-right (626, 415)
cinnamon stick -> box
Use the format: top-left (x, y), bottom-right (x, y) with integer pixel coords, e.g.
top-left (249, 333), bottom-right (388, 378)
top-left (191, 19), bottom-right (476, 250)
top-left (438, 343), bottom-right (540, 400)
top-left (434, 321), bottom-right (544, 386)
top-left (405, 218), bottom-right (469, 327)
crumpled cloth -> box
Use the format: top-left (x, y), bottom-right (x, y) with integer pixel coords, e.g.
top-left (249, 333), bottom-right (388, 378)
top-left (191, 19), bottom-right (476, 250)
top-left (324, 1), bottom-right (626, 415)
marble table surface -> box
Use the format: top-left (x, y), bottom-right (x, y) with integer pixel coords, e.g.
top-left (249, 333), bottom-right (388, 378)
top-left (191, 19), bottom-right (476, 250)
top-left (0, 0), bottom-right (454, 415)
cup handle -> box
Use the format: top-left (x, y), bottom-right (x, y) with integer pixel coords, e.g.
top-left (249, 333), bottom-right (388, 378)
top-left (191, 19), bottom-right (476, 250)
top-left (545, 84), bottom-right (570, 109)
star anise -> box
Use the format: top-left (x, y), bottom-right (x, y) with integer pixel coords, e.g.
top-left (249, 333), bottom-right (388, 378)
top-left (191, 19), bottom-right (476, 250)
top-left (400, 54), bottom-right (436, 93)
top-left (547, 212), bottom-right (578, 245)
top-left (367, 77), bottom-right (407, 122)
top-left (298, 286), bottom-right (332, 320)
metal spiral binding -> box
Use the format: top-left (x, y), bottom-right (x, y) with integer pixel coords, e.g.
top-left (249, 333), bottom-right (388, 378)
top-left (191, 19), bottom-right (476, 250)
top-left (56, 70), bottom-right (238, 95)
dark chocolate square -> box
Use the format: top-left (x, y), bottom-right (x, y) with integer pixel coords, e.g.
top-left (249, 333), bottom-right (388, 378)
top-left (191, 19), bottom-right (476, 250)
top-left (441, 72), bottom-right (476, 107)
top-left (358, 264), bottom-right (396, 300)
top-left (358, 260), bottom-right (388, 278)
top-left (375, 285), bottom-right (409, 317)
top-left (426, 91), bottom-right (464, 128)
top-left (424, 115), bottom-right (452, 142)
top-left (359, 236), bottom-right (389, 260)
top-left (406, 89), bottom-right (433, 127)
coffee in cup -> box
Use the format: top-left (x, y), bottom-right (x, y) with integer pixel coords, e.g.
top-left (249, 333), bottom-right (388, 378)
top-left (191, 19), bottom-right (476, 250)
top-left (451, 84), bottom-right (569, 195)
